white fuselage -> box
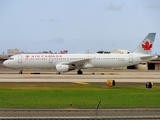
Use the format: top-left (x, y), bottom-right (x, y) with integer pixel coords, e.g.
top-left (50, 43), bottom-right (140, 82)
top-left (3, 53), bottom-right (158, 70)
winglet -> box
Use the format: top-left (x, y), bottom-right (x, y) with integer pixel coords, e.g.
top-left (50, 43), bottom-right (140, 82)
top-left (133, 33), bottom-right (156, 54)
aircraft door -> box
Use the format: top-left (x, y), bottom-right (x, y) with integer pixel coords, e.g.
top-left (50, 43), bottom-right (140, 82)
top-left (18, 55), bottom-right (22, 63)
top-left (49, 58), bottom-right (53, 63)
top-left (129, 55), bottom-right (133, 63)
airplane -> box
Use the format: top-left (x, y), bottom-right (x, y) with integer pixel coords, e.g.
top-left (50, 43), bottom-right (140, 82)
top-left (3, 33), bottom-right (158, 74)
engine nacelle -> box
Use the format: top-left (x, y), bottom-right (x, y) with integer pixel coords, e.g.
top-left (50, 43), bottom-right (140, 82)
top-left (56, 64), bottom-right (76, 72)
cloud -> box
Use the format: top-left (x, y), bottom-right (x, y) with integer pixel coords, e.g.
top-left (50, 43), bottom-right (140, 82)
top-left (48, 39), bottom-right (55, 43)
top-left (48, 37), bottom-right (65, 44)
top-left (49, 19), bottom-right (64, 22)
top-left (105, 2), bottom-right (126, 11)
top-left (40, 19), bottom-right (45, 22)
top-left (56, 37), bottom-right (65, 44)
top-left (146, 5), bottom-right (160, 9)
top-left (40, 19), bottom-right (64, 22)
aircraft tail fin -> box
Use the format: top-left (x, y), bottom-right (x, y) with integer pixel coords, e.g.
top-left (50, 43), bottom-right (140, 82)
top-left (133, 33), bottom-right (156, 54)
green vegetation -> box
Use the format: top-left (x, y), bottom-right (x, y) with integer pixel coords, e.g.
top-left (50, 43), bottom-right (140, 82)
top-left (0, 84), bottom-right (160, 108)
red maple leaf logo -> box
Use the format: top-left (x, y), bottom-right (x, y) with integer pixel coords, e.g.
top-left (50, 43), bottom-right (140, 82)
top-left (142, 41), bottom-right (152, 50)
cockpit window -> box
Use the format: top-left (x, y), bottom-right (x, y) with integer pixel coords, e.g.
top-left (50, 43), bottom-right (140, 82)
top-left (9, 58), bottom-right (14, 60)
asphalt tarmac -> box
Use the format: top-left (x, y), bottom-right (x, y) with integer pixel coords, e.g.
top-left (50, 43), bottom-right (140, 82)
top-left (0, 69), bottom-right (160, 84)
top-left (0, 108), bottom-right (160, 119)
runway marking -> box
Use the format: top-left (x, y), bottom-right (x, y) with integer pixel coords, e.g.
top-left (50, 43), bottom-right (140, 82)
top-left (103, 72), bottom-right (120, 75)
top-left (73, 82), bottom-right (89, 85)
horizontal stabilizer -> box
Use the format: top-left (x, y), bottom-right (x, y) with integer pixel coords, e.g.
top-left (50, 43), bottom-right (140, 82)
top-left (140, 55), bottom-right (158, 60)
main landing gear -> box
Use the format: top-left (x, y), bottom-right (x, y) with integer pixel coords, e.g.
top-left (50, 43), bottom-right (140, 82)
top-left (19, 69), bottom-right (23, 74)
top-left (77, 69), bottom-right (83, 75)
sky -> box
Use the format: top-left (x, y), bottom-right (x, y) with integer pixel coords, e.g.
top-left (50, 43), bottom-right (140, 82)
top-left (0, 0), bottom-right (160, 54)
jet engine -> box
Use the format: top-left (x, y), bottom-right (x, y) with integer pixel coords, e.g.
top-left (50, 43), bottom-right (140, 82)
top-left (56, 64), bottom-right (76, 72)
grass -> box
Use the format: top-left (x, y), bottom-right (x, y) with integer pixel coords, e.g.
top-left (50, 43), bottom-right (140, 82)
top-left (0, 83), bottom-right (160, 108)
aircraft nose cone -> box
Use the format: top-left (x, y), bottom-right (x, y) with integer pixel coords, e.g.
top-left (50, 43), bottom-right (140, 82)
top-left (3, 60), bottom-right (9, 67)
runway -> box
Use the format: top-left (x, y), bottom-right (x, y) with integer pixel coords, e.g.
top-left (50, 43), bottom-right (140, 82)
top-left (0, 108), bottom-right (160, 120)
top-left (0, 70), bottom-right (160, 84)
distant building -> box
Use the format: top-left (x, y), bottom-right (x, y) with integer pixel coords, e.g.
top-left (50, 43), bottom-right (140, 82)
top-left (60, 50), bottom-right (68, 54)
top-left (7, 49), bottom-right (21, 56)
top-left (111, 49), bottom-right (130, 54)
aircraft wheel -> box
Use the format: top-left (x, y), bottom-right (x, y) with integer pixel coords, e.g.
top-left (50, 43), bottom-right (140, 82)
top-left (19, 69), bottom-right (23, 74)
top-left (77, 70), bottom-right (83, 75)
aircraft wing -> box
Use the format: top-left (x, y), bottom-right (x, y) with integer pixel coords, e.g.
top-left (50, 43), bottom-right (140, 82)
top-left (62, 59), bottom-right (91, 67)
